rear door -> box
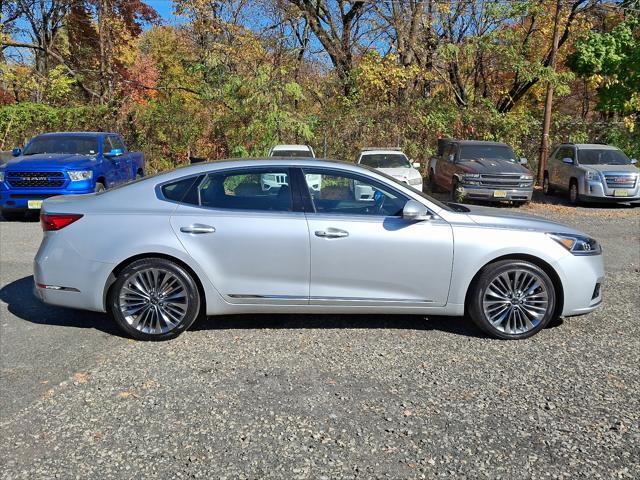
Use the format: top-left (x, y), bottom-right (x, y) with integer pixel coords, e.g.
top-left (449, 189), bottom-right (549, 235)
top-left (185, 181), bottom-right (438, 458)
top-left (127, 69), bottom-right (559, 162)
top-left (168, 167), bottom-right (310, 304)
top-left (301, 167), bottom-right (454, 307)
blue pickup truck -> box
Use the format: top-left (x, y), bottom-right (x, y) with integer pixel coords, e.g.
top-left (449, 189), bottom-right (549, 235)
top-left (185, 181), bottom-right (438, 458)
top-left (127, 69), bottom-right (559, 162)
top-left (0, 132), bottom-right (144, 220)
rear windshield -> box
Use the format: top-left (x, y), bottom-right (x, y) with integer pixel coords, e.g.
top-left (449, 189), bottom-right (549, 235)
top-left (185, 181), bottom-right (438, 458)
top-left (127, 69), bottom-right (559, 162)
top-left (23, 135), bottom-right (99, 156)
top-left (579, 149), bottom-right (631, 165)
top-left (360, 153), bottom-right (410, 168)
top-left (459, 145), bottom-right (516, 161)
top-left (271, 149), bottom-right (312, 158)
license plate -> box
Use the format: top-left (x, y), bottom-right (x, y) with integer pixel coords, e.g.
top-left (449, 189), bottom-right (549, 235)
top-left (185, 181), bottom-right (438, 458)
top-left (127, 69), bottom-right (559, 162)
top-left (614, 189), bottom-right (628, 197)
top-left (493, 190), bottom-right (508, 198)
top-left (28, 200), bottom-right (43, 209)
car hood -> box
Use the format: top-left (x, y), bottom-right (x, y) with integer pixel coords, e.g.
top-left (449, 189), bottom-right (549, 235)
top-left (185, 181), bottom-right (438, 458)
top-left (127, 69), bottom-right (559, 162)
top-left (457, 158), bottom-right (529, 175)
top-left (461, 204), bottom-right (585, 236)
top-left (377, 167), bottom-right (421, 179)
top-left (4, 154), bottom-right (95, 170)
top-left (581, 163), bottom-right (640, 173)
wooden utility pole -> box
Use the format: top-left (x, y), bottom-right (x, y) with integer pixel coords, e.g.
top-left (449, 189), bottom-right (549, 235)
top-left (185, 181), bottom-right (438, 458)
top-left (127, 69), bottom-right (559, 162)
top-left (538, 0), bottom-right (563, 185)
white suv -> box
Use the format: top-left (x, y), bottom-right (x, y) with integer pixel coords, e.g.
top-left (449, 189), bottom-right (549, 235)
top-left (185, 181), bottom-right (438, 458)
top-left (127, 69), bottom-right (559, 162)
top-left (356, 148), bottom-right (423, 192)
top-left (268, 144), bottom-right (315, 158)
top-left (264, 144), bottom-right (320, 192)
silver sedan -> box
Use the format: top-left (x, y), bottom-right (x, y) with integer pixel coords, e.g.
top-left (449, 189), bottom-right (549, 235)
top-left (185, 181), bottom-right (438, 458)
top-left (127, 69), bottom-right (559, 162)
top-left (34, 159), bottom-right (604, 341)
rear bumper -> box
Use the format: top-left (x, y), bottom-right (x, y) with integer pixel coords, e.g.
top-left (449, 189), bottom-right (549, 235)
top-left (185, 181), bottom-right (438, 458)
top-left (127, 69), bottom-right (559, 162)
top-left (458, 186), bottom-right (533, 202)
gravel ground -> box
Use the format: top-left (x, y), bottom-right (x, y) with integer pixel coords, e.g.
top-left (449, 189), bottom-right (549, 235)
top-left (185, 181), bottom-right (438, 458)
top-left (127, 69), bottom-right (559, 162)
top-left (1, 198), bottom-right (639, 479)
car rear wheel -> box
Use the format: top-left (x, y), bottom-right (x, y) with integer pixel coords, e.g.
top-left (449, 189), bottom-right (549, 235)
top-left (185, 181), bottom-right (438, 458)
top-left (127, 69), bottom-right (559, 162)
top-left (108, 258), bottom-right (201, 341)
top-left (542, 173), bottom-right (553, 195)
top-left (468, 260), bottom-right (556, 340)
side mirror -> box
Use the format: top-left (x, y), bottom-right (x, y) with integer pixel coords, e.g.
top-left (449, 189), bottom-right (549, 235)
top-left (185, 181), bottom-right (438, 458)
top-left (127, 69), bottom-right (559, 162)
top-left (412, 162), bottom-right (421, 168)
top-left (519, 157), bottom-right (527, 165)
top-left (402, 200), bottom-right (432, 221)
top-left (11, 148), bottom-right (21, 157)
top-left (448, 154), bottom-right (455, 162)
top-left (631, 159), bottom-right (637, 165)
top-left (562, 157), bottom-right (574, 165)
top-left (105, 148), bottom-right (123, 158)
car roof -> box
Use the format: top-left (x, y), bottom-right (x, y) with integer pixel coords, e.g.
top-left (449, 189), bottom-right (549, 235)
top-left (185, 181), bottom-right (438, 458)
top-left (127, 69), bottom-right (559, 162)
top-left (35, 132), bottom-right (116, 137)
top-left (563, 143), bottom-right (620, 150)
top-left (270, 144), bottom-right (312, 151)
top-left (449, 140), bottom-right (510, 146)
top-left (359, 149), bottom-right (407, 155)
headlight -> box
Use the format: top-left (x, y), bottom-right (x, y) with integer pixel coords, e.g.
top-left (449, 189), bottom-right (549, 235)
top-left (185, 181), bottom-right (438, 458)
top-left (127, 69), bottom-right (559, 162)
top-left (0, 171), bottom-right (4, 182)
top-left (547, 233), bottom-right (601, 256)
top-left (460, 173), bottom-right (481, 185)
top-left (520, 174), bottom-right (533, 180)
top-left (585, 170), bottom-right (599, 181)
top-left (68, 170), bottom-right (93, 181)
top-left (409, 177), bottom-right (422, 185)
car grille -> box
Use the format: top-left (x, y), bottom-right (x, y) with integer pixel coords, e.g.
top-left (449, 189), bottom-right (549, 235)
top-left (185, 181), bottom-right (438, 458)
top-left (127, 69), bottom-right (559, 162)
top-left (478, 173), bottom-right (530, 189)
top-left (604, 173), bottom-right (637, 189)
top-left (6, 171), bottom-right (65, 188)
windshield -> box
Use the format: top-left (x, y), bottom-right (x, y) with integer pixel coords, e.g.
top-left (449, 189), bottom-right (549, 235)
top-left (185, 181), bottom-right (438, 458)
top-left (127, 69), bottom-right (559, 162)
top-left (271, 149), bottom-right (313, 158)
top-left (460, 145), bottom-right (516, 161)
top-left (578, 149), bottom-right (631, 165)
top-left (23, 135), bottom-right (99, 156)
top-left (360, 153), bottom-right (410, 168)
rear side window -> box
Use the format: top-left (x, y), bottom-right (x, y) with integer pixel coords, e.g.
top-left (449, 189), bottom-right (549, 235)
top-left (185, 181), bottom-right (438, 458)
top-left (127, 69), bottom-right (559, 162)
top-left (198, 169), bottom-right (292, 211)
top-left (161, 176), bottom-right (201, 204)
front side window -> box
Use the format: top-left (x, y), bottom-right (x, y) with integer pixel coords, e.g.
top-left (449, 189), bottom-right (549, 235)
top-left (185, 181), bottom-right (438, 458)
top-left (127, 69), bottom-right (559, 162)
top-left (558, 147), bottom-right (575, 162)
top-left (23, 135), bottom-right (99, 156)
top-left (302, 169), bottom-right (406, 217)
top-left (578, 149), bottom-right (631, 166)
top-left (359, 153), bottom-right (410, 169)
top-left (198, 169), bottom-right (293, 211)
top-left (107, 136), bottom-right (125, 152)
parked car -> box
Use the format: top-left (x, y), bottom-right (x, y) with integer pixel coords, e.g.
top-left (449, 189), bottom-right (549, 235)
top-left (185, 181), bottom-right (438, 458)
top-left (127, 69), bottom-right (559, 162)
top-left (268, 144), bottom-right (315, 158)
top-left (429, 139), bottom-right (533, 205)
top-left (0, 132), bottom-right (144, 220)
top-left (542, 143), bottom-right (639, 205)
top-left (35, 159), bottom-right (603, 342)
top-left (356, 148), bottom-right (423, 192)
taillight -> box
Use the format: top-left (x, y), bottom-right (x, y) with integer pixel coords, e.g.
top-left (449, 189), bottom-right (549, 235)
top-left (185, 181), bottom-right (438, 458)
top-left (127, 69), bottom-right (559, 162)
top-left (40, 213), bottom-right (83, 231)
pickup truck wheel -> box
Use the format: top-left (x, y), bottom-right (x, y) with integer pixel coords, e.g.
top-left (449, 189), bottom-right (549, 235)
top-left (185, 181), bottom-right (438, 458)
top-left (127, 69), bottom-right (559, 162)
top-left (95, 182), bottom-right (106, 193)
top-left (450, 179), bottom-right (463, 202)
top-left (1, 210), bottom-right (24, 221)
top-left (569, 180), bottom-right (580, 206)
top-left (543, 173), bottom-right (553, 195)
top-left (468, 260), bottom-right (556, 340)
top-left (108, 258), bottom-right (201, 341)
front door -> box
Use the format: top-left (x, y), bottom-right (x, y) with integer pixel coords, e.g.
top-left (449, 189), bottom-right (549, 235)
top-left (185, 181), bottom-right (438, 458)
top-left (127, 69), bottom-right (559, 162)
top-left (168, 167), bottom-right (310, 304)
top-left (300, 168), bottom-right (454, 307)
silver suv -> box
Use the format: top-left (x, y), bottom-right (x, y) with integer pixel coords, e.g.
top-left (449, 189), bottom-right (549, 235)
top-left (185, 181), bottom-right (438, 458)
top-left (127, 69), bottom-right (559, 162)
top-left (543, 143), bottom-right (639, 205)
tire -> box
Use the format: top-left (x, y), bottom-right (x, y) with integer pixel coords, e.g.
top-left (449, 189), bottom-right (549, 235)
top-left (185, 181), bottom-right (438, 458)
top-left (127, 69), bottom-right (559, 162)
top-left (467, 259), bottom-right (556, 340)
top-left (542, 172), bottom-right (553, 195)
top-left (569, 179), bottom-right (580, 206)
top-left (512, 201), bottom-right (527, 208)
top-left (95, 182), bottom-right (106, 193)
top-left (108, 258), bottom-right (202, 341)
top-left (450, 179), bottom-right (462, 202)
top-left (1, 210), bottom-right (24, 221)
top-left (428, 170), bottom-right (438, 193)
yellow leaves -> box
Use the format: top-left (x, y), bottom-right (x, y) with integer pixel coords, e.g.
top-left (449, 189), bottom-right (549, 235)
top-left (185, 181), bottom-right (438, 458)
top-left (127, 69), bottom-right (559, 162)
top-left (356, 52), bottom-right (419, 100)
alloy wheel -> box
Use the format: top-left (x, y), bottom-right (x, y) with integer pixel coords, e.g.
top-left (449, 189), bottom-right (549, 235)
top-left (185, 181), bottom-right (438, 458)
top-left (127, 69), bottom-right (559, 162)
top-left (118, 267), bottom-right (190, 335)
top-left (482, 268), bottom-right (550, 335)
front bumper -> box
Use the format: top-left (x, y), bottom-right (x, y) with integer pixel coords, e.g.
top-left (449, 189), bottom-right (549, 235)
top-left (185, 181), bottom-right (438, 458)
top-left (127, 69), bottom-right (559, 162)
top-left (0, 186), bottom-right (94, 211)
top-left (458, 186), bottom-right (533, 202)
top-left (554, 252), bottom-right (605, 317)
top-left (580, 179), bottom-right (640, 202)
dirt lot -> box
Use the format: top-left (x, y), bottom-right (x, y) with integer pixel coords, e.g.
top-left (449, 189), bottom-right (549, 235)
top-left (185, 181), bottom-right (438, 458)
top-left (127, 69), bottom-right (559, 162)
top-left (1, 195), bottom-right (638, 479)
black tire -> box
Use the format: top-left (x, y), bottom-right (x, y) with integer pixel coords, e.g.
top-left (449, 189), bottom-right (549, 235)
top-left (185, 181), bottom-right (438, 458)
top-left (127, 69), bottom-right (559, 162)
top-left (512, 201), bottom-right (527, 208)
top-left (542, 172), bottom-right (553, 195)
top-left (1, 210), bottom-right (24, 221)
top-left (467, 260), bottom-right (557, 340)
top-left (95, 182), bottom-right (106, 193)
top-left (568, 179), bottom-right (580, 206)
top-left (428, 170), bottom-right (438, 193)
top-left (108, 257), bottom-right (201, 341)
top-left (450, 179), bottom-right (461, 202)
top-left (136, 171), bottom-right (144, 180)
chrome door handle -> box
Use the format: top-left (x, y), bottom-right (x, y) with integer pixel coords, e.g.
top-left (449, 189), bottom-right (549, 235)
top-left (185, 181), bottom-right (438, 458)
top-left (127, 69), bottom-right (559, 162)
top-left (180, 224), bottom-right (216, 234)
top-left (315, 229), bottom-right (349, 238)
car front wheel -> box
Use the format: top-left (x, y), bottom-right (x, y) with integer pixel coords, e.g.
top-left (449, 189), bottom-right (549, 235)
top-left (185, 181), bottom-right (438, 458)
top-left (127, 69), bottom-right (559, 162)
top-left (468, 260), bottom-right (556, 339)
top-left (108, 258), bottom-right (202, 341)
